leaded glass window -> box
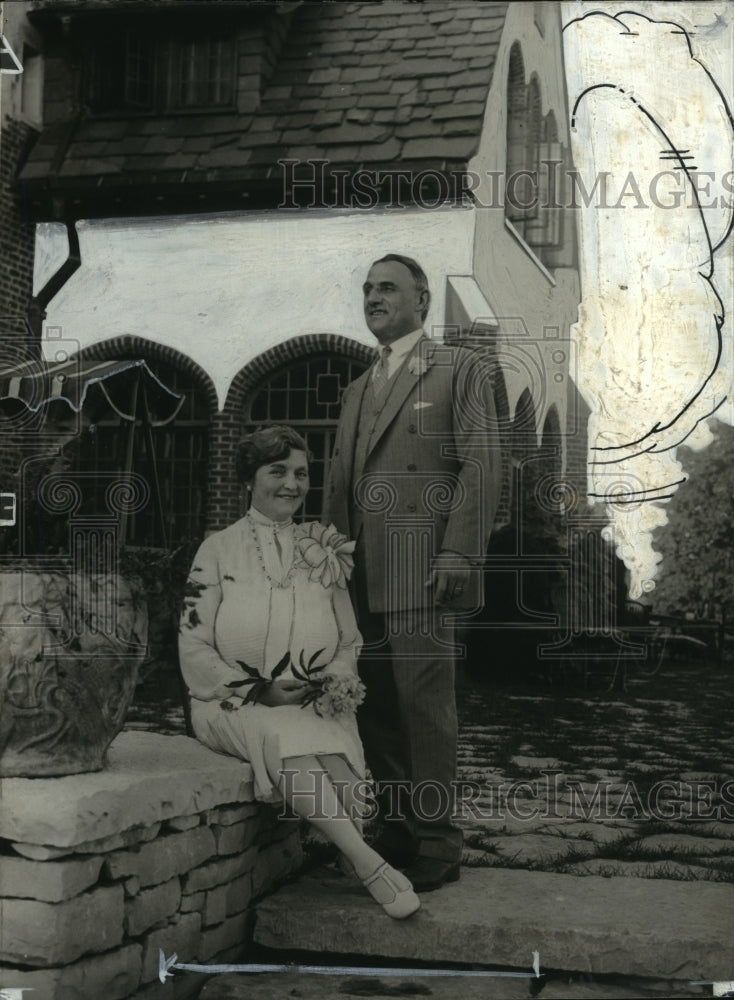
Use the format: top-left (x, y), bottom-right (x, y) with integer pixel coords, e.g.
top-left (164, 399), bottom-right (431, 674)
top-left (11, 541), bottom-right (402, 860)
top-left (245, 354), bottom-right (369, 521)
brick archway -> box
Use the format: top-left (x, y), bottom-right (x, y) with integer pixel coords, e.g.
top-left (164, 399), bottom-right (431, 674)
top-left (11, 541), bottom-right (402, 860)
top-left (78, 336), bottom-right (218, 415)
top-left (208, 335), bottom-right (374, 531)
top-left (224, 334), bottom-right (374, 414)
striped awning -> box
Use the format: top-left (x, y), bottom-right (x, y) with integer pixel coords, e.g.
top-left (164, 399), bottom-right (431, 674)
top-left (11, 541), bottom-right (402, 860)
top-left (0, 356), bottom-right (185, 424)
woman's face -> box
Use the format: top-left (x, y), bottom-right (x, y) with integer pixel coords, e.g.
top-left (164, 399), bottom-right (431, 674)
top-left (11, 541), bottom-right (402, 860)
top-left (249, 448), bottom-right (309, 522)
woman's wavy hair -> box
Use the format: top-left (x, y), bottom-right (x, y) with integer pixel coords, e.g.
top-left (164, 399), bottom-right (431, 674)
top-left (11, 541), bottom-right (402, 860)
top-left (235, 424), bottom-right (311, 486)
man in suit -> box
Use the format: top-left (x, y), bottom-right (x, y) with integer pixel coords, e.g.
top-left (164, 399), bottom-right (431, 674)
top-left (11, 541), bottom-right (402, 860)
top-left (324, 253), bottom-right (501, 891)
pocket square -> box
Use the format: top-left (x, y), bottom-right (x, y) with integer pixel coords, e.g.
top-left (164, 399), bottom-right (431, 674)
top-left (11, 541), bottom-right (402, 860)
top-left (413, 401), bottom-right (433, 410)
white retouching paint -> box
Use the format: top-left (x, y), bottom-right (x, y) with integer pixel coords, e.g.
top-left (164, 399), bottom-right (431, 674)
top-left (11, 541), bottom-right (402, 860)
top-left (34, 207), bottom-right (476, 409)
top-left (562, 2), bottom-right (734, 596)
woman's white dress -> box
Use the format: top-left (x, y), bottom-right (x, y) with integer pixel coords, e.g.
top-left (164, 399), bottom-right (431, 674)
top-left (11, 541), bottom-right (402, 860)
top-left (178, 508), bottom-right (365, 802)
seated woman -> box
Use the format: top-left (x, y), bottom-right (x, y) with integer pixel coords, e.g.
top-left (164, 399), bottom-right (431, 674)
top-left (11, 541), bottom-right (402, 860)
top-left (178, 424), bottom-right (419, 919)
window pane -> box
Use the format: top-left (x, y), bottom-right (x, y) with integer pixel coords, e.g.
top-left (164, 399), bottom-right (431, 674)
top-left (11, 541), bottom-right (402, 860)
top-left (174, 35), bottom-right (234, 109)
top-left (88, 31), bottom-right (154, 112)
top-left (244, 356), bottom-right (369, 522)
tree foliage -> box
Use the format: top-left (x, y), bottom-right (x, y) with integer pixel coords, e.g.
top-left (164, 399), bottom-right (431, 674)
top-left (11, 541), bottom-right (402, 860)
top-left (652, 419), bottom-right (734, 620)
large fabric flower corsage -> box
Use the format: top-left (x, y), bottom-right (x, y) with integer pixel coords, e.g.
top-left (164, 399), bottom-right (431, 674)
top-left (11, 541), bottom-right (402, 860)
top-left (296, 522), bottom-right (355, 589)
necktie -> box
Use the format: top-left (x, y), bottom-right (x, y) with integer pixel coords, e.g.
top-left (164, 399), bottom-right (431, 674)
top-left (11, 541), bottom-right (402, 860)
top-left (373, 346), bottom-right (392, 396)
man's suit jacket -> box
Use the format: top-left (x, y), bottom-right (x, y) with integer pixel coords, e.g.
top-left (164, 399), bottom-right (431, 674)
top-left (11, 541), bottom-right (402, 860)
top-left (324, 336), bottom-right (501, 614)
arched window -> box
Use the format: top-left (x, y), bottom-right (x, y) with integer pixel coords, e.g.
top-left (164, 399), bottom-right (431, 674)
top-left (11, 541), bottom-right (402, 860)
top-left (506, 46), bottom-right (537, 237)
top-left (505, 45), bottom-right (564, 266)
top-left (510, 388), bottom-right (538, 530)
top-left (529, 111), bottom-right (563, 252)
top-left (511, 388), bottom-right (537, 461)
top-left (540, 405), bottom-right (563, 481)
top-left (244, 353), bottom-right (369, 521)
top-left (491, 362), bottom-right (513, 528)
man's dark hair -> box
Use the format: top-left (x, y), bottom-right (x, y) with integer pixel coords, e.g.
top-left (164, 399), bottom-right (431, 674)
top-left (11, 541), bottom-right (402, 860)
top-left (235, 424), bottom-right (310, 486)
top-left (372, 253), bottom-right (431, 322)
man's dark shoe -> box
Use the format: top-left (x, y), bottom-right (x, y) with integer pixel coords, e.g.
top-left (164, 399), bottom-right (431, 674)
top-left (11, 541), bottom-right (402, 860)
top-left (402, 857), bottom-right (460, 892)
top-left (370, 834), bottom-right (417, 869)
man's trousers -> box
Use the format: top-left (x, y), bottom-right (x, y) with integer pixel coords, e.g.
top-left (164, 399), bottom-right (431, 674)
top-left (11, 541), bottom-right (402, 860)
top-left (354, 575), bottom-right (463, 864)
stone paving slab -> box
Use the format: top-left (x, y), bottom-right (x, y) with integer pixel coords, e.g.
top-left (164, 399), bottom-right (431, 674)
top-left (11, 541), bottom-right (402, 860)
top-left (199, 970), bottom-right (704, 999)
top-left (564, 860), bottom-right (717, 880)
top-left (254, 867), bottom-right (734, 981)
top-left (639, 834), bottom-right (734, 854)
top-left (492, 833), bottom-right (597, 865)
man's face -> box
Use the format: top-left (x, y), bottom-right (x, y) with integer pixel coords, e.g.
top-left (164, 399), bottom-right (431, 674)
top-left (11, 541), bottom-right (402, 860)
top-left (363, 260), bottom-right (426, 344)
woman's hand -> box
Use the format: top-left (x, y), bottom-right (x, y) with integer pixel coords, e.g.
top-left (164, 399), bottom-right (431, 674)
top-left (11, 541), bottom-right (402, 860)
top-left (257, 679), bottom-right (310, 707)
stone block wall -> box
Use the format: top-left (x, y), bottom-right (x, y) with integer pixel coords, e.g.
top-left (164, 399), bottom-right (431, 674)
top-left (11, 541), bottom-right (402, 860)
top-left (0, 732), bottom-right (303, 1000)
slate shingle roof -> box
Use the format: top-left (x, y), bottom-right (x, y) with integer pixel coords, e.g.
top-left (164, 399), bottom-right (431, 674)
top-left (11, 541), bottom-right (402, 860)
top-left (21, 1), bottom-right (508, 217)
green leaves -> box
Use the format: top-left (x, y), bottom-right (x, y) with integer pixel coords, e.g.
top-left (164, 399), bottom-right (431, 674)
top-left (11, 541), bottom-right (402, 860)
top-left (292, 648), bottom-right (326, 682)
top-left (224, 652), bottom-right (292, 705)
top-left (270, 651), bottom-right (291, 680)
top-left (223, 650), bottom-right (326, 705)
top-left (184, 579), bottom-right (208, 599)
top-left (654, 419), bottom-right (734, 620)
top-left (233, 660), bottom-right (261, 679)
top-left (225, 658), bottom-right (269, 705)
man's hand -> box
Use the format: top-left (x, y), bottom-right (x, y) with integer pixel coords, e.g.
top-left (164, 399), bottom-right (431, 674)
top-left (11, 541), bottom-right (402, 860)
top-left (257, 679), bottom-right (310, 707)
top-left (426, 551), bottom-right (472, 605)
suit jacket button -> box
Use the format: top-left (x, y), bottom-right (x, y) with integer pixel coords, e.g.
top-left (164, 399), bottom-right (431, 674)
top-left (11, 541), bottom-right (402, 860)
top-left (407, 503), bottom-right (417, 512)
top-left (334, 448), bottom-right (340, 456)
top-left (408, 424), bottom-right (417, 433)
top-left (407, 463), bottom-right (416, 471)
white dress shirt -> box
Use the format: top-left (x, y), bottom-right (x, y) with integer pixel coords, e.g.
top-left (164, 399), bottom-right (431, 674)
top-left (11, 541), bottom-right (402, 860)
top-left (372, 327), bottom-right (424, 382)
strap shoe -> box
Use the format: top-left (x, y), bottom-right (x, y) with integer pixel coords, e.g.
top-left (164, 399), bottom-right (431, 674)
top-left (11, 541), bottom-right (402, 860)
top-left (361, 862), bottom-right (421, 919)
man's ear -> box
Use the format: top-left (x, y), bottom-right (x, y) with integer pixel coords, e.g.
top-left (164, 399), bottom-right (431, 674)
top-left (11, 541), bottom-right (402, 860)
top-left (416, 288), bottom-right (429, 314)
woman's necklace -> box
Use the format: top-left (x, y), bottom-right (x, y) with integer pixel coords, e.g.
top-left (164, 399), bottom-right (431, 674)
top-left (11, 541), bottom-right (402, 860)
top-left (246, 514), bottom-right (298, 590)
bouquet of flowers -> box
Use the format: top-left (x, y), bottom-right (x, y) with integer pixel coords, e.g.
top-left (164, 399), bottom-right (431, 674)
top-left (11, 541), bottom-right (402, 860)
top-left (300, 672), bottom-right (366, 718)
top-left (219, 648), bottom-right (365, 717)
top-left (292, 647), bottom-right (365, 718)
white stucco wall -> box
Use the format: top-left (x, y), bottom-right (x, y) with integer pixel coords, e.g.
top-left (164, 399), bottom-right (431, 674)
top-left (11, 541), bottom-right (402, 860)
top-left (560, 0), bottom-right (734, 594)
top-left (467, 1), bottom-right (580, 447)
top-left (36, 207), bottom-right (475, 410)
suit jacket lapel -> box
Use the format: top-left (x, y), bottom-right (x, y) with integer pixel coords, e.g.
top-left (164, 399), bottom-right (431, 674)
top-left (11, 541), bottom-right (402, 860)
top-left (367, 336), bottom-right (436, 459)
top-left (339, 367), bottom-right (372, 488)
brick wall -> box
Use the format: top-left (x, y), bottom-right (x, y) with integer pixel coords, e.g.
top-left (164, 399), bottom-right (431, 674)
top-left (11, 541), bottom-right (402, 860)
top-left (0, 117), bottom-right (36, 320)
top-left (0, 110), bottom-right (39, 504)
top-left (207, 410), bottom-right (244, 533)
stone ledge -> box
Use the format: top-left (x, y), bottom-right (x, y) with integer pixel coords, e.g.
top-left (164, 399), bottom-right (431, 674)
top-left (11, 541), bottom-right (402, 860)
top-left (0, 733), bottom-right (255, 848)
top-left (254, 867), bottom-right (734, 981)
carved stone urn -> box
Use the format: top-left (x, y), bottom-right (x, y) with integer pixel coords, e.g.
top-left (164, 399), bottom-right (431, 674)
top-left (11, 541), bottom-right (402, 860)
top-left (0, 570), bottom-right (147, 777)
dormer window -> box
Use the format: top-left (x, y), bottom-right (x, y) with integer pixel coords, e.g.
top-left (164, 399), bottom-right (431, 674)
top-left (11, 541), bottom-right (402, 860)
top-left (172, 35), bottom-right (235, 109)
top-left (86, 22), bottom-right (236, 114)
top-left (88, 31), bottom-right (155, 112)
